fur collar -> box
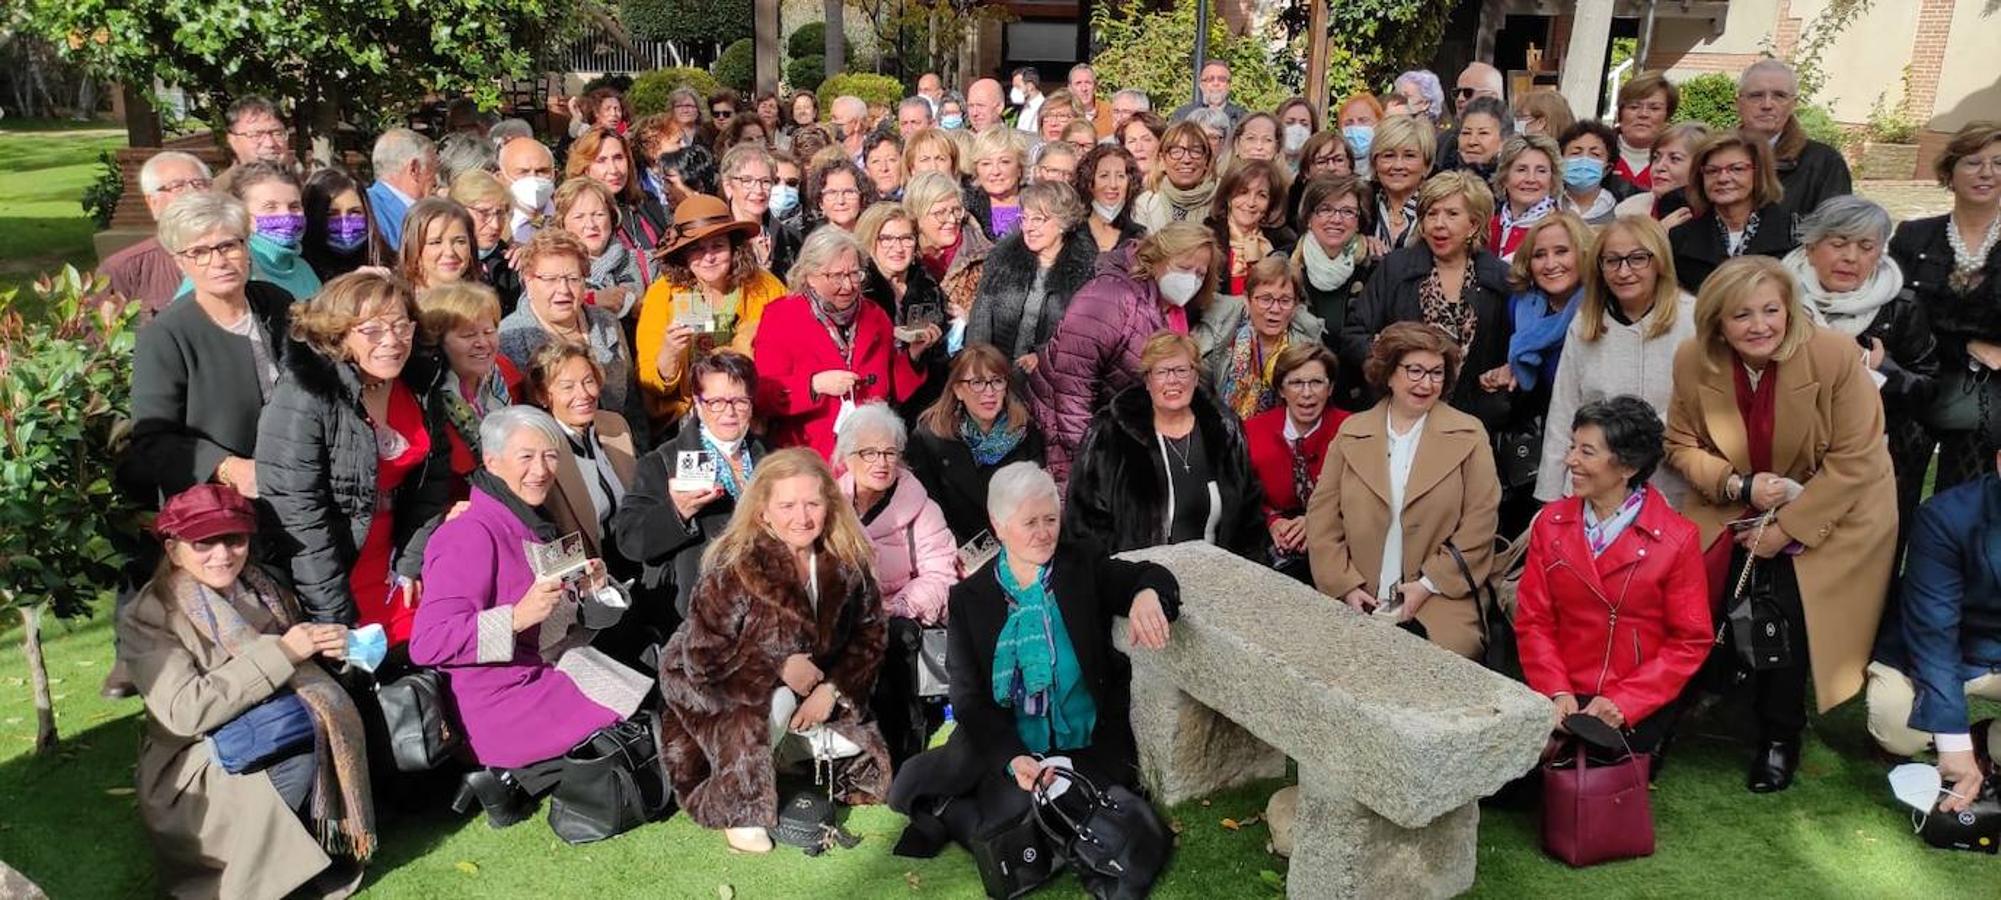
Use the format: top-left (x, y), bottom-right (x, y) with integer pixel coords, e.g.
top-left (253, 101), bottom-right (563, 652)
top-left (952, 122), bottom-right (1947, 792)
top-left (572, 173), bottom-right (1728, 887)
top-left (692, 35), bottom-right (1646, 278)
top-left (1106, 381), bottom-right (1242, 458)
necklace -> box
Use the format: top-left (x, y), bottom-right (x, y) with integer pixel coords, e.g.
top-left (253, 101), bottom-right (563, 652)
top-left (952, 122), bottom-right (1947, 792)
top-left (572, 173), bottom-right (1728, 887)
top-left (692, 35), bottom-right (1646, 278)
top-left (1162, 432), bottom-right (1193, 472)
top-left (1947, 211), bottom-right (2001, 294)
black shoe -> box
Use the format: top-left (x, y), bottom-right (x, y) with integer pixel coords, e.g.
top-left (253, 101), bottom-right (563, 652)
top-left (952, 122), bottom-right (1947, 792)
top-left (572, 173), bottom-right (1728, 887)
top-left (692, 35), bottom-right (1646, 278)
top-left (1747, 740), bottom-right (1800, 793)
top-left (454, 768), bottom-right (535, 829)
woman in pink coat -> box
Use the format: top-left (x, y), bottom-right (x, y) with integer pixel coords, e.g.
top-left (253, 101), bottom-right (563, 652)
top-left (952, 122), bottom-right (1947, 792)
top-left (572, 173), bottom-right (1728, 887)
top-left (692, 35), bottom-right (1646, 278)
top-left (753, 228), bottom-right (937, 458)
top-left (835, 402), bottom-right (961, 765)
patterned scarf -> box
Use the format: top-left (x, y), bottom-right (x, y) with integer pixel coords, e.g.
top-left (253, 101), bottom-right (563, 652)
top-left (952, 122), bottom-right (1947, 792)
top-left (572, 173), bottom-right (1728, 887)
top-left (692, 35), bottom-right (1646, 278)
top-left (959, 411), bottom-right (1027, 466)
top-left (587, 238), bottom-right (633, 290)
top-left (1158, 177), bottom-right (1219, 223)
top-left (809, 289), bottom-right (860, 364)
top-left (443, 364), bottom-right (514, 459)
top-left (1419, 263), bottom-right (1478, 350)
top-left (1376, 193), bottom-right (1421, 247)
top-left (700, 426), bottom-right (755, 498)
top-left (169, 566), bottom-right (375, 859)
top-left (1222, 319), bottom-right (1284, 418)
top-left (1719, 210), bottom-right (1762, 258)
top-left (1498, 196), bottom-right (1557, 235)
top-left (1583, 488), bottom-right (1647, 557)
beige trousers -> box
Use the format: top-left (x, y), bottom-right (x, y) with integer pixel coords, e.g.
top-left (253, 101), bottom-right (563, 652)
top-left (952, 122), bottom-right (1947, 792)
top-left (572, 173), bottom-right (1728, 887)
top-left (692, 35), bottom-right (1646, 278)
top-left (1864, 661), bottom-right (2001, 756)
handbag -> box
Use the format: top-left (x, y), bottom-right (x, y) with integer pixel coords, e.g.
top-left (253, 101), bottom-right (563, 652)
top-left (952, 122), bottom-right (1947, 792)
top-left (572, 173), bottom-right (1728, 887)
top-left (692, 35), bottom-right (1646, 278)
top-left (1446, 539), bottom-right (1522, 679)
top-left (208, 692), bottom-right (316, 774)
top-left (377, 667), bottom-right (462, 772)
top-left (1721, 516), bottom-right (1794, 672)
top-left (1493, 415), bottom-right (1544, 490)
top-left (1924, 366), bottom-right (2001, 440)
top-left (1033, 766), bottom-right (1171, 900)
top-left (1540, 736), bottom-right (1655, 866)
top-left (917, 627), bottom-right (951, 698)
top-left (546, 711), bottom-right (675, 845)
top-left (970, 804), bottom-right (1064, 899)
top-left (771, 788), bottom-right (862, 856)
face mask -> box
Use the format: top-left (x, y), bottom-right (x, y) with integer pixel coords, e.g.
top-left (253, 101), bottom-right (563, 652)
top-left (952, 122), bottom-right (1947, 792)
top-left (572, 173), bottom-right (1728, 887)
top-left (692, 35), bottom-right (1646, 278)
top-left (1342, 125), bottom-right (1374, 158)
top-left (769, 183), bottom-right (800, 216)
top-left (941, 114), bottom-right (964, 130)
top-left (326, 214), bottom-right (369, 253)
top-left (509, 175), bottom-right (554, 213)
top-left (1282, 124), bottom-right (1311, 154)
top-left (253, 213), bottom-right (307, 247)
top-left (1157, 271), bottom-right (1202, 307)
top-left (1514, 117), bottom-right (1532, 134)
top-left (1562, 156), bottom-right (1606, 189)
top-left (1091, 200), bottom-right (1122, 222)
top-left (345, 623), bottom-right (389, 673)
top-left (1009, 86), bottom-right (1027, 105)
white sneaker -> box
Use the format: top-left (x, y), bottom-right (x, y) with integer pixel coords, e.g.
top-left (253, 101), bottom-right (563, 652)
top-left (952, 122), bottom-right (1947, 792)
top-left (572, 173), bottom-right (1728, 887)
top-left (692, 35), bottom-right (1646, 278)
top-left (724, 826), bottom-right (773, 853)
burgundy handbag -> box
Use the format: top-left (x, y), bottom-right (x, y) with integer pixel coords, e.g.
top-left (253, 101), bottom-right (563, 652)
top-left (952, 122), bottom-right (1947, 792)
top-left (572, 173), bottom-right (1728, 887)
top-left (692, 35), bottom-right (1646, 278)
top-left (1540, 738), bottom-right (1655, 867)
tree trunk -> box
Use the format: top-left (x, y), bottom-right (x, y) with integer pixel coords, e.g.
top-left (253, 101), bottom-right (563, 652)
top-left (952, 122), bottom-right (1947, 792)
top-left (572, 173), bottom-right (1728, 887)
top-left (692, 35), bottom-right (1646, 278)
top-left (22, 605), bottom-right (57, 756)
top-left (824, 0), bottom-right (846, 78)
top-left (755, 0), bottom-right (783, 92)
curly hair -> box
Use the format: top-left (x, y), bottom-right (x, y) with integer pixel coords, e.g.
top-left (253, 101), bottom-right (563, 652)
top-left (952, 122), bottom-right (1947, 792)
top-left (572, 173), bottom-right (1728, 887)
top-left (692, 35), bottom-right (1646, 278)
top-left (289, 269), bottom-right (421, 363)
top-left (1073, 143), bottom-right (1141, 226)
top-left (1363, 321), bottom-right (1463, 396)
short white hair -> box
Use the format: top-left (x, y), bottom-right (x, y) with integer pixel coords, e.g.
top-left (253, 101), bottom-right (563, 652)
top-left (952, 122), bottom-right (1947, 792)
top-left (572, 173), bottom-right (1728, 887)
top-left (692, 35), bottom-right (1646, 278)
top-left (156, 191), bottom-right (250, 253)
top-left (489, 119), bottom-right (534, 147)
top-left (1738, 59), bottom-right (1799, 93)
top-left (785, 225), bottom-right (865, 292)
top-left (1112, 89), bottom-right (1151, 111)
top-left (834, 402), bottom-right (907, 458)
top-left (1187, 107), bottom-right (1231, 137)
top-left (898, 97), bottom-right (934, 123)
top-left (479, 405), bottom-right (563, 463)
top-left (987, 462), bottom-right (1059, 524)
top-left (833, 95), bottom-right (869, 120)
top-left (138, 151), bottom-right (211, 196)
top-left (372, 128), bottom-right (436, 176)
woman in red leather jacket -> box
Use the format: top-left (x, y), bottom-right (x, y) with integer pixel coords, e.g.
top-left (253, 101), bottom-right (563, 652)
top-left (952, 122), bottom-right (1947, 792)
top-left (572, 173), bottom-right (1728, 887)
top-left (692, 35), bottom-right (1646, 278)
top-left (1514, 395), bottom-right (1711, 766)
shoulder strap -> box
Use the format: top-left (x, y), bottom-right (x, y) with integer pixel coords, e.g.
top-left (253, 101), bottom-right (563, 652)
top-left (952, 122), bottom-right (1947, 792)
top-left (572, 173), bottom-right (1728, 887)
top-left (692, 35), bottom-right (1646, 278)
top-left (1443, 540), bottom-right (1494, 637)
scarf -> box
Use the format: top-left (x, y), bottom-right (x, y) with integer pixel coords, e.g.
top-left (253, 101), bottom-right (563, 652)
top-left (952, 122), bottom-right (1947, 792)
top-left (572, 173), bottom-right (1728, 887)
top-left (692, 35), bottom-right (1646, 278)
top-left (443, 363), bottom-right (514, 460)
top-left (808, 289), bottom-right (860, 364)
top-left (1158, 177), bottom-right (1219, 222)
top-left (587, 239), bottom-right (632, 290)
top-left (921, 237), bottom-right (960, 281)
top-left (960, 411), bottom-right (1027, 466)
top-left (471, 467), bottom-right (562, 541)
top-left (1223, 320), bottom-right (1284, 418)
top-left (1720, 209), bottom-right (1761, 258)
top-left (700, 425), bottom-right (755, 498)
top-left (1583, 487), bottom-right (1647, 557)
top-left (1419, 263), bottom-right (1478, 350)
top-left (169, 566), bottom-right (374, 859)
top-left (990, 549), bottom-right (1094, 753)
top-left (1506, 288), bottom-right (1579, 390)
top-left (246, 231), bottom-right (323, 302)
top-left (1732, 360), bottom-right (1778, 475)
top-left (1376, 193), bottom-right (1420, 247)
top-left (1782, 247), bottom-right (1903, 336)
top-left (1498, 196), bottom-right (1557, 236)
top-left (1299, 234), bottom-right (1360, 292)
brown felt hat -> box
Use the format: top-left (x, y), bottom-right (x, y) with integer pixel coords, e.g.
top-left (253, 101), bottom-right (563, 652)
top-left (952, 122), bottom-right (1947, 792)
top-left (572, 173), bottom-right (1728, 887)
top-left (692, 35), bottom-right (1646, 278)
top-left (653, 193), bottom-right (759, 260)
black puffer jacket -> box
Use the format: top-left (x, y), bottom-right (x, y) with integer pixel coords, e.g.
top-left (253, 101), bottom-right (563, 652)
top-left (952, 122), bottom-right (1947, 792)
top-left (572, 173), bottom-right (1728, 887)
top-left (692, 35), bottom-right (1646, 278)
top-left (966, 226), bottom-right (1101, 359)
top-left (1339, 244), bottom-right (1514, 431)
top-left (1062, 383), bottom-right (1266, 561)
top-left (255, 343), bottom-right (452, 625)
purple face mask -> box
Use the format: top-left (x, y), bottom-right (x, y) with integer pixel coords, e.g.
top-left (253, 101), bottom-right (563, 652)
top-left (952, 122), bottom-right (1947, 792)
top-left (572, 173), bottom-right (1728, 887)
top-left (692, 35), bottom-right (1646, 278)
top-left (253, 212), bottom-right (308, 247)
top-left (327, 214), bottom-right (370, 253)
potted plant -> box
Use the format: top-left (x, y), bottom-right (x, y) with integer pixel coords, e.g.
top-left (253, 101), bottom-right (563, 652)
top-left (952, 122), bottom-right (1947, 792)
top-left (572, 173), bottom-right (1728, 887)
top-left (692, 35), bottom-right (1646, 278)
top-left (1856, 69), bottom-right (1922, 180)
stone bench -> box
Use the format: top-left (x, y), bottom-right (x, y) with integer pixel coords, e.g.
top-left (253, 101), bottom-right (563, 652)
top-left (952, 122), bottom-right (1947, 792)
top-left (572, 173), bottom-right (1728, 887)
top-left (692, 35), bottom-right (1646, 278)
top-left (1114, 542), bottom-right (1548, 899)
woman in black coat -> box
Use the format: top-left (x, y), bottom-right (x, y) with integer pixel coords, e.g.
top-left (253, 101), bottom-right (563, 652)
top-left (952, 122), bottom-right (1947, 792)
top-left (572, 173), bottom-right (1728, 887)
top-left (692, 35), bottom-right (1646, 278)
top-left (1292, 174), bottom-right (1376, 412)
top-left (1668, 131), bottom-right (1798, 293)
top-left (905, 344), bottom-right (1047, 544)
top-left (856, 202), bottom-right (952, 420)
top-left (256, 271), bottom-right (451, 639)
top-left (965, 182), bottom-right (1100, 369)
top-left (1339, 171), bottom-right (1514, 431)
top-left (887, 460), bottom-right (1179, 857)
top-left (1064, 332), bottom-right (1265, 560)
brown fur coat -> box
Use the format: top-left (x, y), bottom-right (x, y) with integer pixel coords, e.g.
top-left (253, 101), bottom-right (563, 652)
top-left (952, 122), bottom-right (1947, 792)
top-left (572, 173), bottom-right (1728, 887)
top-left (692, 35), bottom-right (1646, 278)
top-left (655, 531), bottom-right (892, 828)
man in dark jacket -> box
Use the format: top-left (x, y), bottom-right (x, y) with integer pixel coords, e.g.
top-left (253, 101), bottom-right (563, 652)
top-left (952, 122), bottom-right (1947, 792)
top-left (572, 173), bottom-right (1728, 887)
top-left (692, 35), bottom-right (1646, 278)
top-left (1868, 455), bottom-right (2001, 813)
top-left (1736, 59), bottom-right (1853, 222)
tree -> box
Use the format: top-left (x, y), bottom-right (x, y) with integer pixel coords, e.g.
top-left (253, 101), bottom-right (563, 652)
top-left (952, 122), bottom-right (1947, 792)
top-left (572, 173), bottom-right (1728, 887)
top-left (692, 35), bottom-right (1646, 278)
top-left (1273, 0), bottom-right (1457, 92)
top-left (622, 0), bottom-right (752, 68)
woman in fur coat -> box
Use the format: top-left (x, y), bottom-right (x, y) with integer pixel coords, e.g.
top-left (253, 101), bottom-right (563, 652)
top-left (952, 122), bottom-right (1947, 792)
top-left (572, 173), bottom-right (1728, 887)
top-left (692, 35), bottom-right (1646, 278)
top-left (655, 448), bottom-right (892, 853)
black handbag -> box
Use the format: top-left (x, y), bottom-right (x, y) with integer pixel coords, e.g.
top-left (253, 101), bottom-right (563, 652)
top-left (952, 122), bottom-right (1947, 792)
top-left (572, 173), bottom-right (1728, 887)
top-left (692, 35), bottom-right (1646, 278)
top-left (771, 788), bottom-right (862, 856)
top-left (377, 668), bottom-right (461, 772)
top-left (546, 712), bottom-right (675, 845)
top-left (1493, 415), bottom-right (1544, 490)
top-left (208, 692), bottom-right (316, 774)
top-left (970, 804), bottom-right (1064, 899)
top-left (1446, 539), bottom-right (1521, 679)
top-left (1033, 767), bottom-right (1171, 900)
top-left (1924, 366), bottom-right (2001, 442)
top-left (1725, 562), bottom-right (1794, 671)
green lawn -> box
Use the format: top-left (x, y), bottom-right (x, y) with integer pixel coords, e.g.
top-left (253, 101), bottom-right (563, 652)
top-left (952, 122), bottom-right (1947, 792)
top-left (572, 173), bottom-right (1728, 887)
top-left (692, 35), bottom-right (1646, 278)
top-left (0, 121), bottom-right (123, 295)
top-left (2, 605), bottom-right (1995, 899)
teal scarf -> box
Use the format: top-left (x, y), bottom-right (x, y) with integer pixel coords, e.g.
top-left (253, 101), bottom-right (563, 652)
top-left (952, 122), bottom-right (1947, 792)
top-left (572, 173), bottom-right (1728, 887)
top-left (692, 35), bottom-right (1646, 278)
top-left (183, 233), bottom-right (323, 302)
top-left (991, 549), bottom-right (1095, 753)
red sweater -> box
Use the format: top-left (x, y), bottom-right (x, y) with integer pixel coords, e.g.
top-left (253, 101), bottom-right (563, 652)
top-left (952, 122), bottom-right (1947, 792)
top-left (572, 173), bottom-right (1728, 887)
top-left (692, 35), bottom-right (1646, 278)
top-left (1243, 406), bottom-right (1347, 523)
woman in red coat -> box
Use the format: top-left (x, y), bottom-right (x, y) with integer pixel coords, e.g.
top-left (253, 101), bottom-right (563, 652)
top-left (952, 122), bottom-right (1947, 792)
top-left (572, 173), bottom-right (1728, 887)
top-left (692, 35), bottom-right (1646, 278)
top-left (753, 227), bottom-right (937, 458)
top-left (1243, 343), bottom-right (1348, 583)
top-left (1515, 395), bottom-right (1710, 767)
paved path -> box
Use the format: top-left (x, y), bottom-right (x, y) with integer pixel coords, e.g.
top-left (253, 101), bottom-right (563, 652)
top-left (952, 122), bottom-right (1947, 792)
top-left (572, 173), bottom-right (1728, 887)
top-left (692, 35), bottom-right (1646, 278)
top-left (1857, 180), bottom-right (1952, 223)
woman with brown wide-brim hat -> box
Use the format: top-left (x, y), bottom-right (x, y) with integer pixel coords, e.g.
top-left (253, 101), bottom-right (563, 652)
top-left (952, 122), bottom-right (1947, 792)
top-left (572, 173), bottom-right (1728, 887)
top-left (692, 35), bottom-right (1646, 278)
top-left (635, 192), bottom-right (789, 432)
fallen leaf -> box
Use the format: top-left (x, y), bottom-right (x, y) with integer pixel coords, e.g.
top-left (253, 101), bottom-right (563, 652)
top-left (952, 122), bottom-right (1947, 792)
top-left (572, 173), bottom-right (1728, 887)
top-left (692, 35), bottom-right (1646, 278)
top-left (904, 871), bottom-right (921, 890)
top-left (1221, 817), bottom-right (1241, 831)
top-left (718, 886), bottom-right (736, 900)
top-left (1168, 818), bottom-right (1185, 834)
top-left (104, 787), bottom-right (134, 796)
top-left (454, 861), bottom-right (479, 875)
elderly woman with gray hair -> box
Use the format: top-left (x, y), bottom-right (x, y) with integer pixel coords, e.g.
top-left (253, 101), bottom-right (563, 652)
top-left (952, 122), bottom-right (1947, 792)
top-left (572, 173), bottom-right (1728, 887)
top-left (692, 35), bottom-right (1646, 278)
top-left (888, 461), bottom-right (1178, 859)
top-left (966, 181), bottom-right (1100, 371)
top-left (1782, 195), bottom-right (1938, 552)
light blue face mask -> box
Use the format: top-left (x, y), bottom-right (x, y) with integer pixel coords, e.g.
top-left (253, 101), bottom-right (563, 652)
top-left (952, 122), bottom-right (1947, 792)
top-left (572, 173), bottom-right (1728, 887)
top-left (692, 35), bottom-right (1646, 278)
top-left (1341, 125), bottom-right (1374, 158)
top-left (1563, 156), bottom-right (1607, 190)
top-left (770, 183), bottom-right (801, 216)
top-left (345, 623), bottom-right (388, 673)
top-left (941, 114), bottom-right (964, 130)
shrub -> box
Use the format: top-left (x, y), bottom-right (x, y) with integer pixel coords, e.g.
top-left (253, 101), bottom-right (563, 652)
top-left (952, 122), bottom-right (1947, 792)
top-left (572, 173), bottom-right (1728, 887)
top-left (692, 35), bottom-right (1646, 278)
top-left (713, 38), bottom-right (756, 93)
top-left (786, 55), bottom-right (826, 95)
top-left (630, 67), bottom-right (722, 116)
top-left (1091, 0), bottom-right (1286, 115)
top-left (622, 0), bottom-right (751, 46)
top-left (819, 72), bottom-right (902, 112)
top-left (1797, 103), bottom-right (1849, 148)
top-left (789, 23), bottom-right (827, 60)
top-left (1671, 72), bottom-right (1739, 129)
top-left (80, 149), bottom-right (121, 230)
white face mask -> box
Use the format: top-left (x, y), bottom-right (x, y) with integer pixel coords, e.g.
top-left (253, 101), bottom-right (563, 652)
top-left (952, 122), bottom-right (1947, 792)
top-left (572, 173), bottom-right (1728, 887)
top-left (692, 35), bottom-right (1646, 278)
top-left (509, 175), bottom-right (554, 214)
top-left (1514, 117), bottom-right (1532, 134)
top-left (1282, 123), bottom-right (1311, 153)
top-left (1091, 200), bottom-right (1122, 222)
top-left (1157, 270), bottom-right (1202, 307)
top-left (1009, 86), bottom-right (1027, 105)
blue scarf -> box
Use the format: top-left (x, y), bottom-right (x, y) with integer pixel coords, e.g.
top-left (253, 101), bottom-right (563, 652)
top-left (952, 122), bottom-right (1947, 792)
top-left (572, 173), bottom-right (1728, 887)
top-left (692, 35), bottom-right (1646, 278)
top-left (1506, 288), bottom-right (1578, 391)
top-left (960, 411), bottom-right (1027, 466)
top-left (699, 428), bottom-right (754, 498)
top-left (990, 549), bottom-right (1094, 753)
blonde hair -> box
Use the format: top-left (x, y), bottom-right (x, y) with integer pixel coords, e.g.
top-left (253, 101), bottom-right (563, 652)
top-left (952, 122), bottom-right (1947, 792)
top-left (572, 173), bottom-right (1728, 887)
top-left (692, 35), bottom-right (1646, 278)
top-left (901, 170), bottom-right (963, 224)
top-left (449, 169), bottom-right (508, 209)
top-left (1579, 215), bottom-right (1682, 342)
top-left (702, 447), bottom-right (875, 574)
top-left (1506, 210), bottom-right (1589, 292)
top-left (289, 270), bottom-right (420, 362)
top-left (1133, 221), bottom-right (1220, 310)
top-left (1692, 255), bottom-right (1813, 364)
top-left (1416, 170), bottom-right (1495, 250)
top-left (1513, 90), bottom-right (1575, 140)
top-left (417, 281), bottom-right (502, 345)
top-left (518, 228), bottom-right (592, 277)
top-left (854, 202), bottom-right (914, 252)
top-left (1370, 114), bottom-right (1437, 169)
top-left (968, 125), bottom-right (1028, 172)
top-left (901, 128), bottom-right (960, 179)
top-left (1138, 330), bottom-right (1201, 376)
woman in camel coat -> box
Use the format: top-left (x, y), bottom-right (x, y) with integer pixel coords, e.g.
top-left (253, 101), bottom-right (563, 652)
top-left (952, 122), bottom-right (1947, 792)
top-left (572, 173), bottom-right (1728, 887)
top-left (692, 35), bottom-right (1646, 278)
top-left (1665, 255), bottom-right (1895, 793)
top-left (1306, 322), bottom-right (1501, 659)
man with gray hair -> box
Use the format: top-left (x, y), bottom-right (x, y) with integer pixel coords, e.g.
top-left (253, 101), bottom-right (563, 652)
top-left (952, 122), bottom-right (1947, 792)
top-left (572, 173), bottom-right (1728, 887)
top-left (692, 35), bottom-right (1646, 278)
top-left (831, 95), bottom-right (871, 164)
top-left (366, 127), bottom-right (439, 248)
top-left (437, 131), bottom-right (498, 185)
top-left (1110, 89), bottom-right (1151, 134)
top-left (1171, 59), bottom-right (1246, 128)
top-left (102, 150), bottom-right (215, 318)
top-left (1068, 63), bottom-right (1113, 137)
top-left (896, 96), bottom-right (935, 139)
top-left (1736, 57), bottom-right (1852, 221)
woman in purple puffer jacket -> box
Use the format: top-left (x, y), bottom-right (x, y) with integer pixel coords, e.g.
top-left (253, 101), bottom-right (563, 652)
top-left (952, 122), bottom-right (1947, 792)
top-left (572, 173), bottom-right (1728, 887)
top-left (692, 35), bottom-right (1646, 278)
top-left (1024, 221), bottom-right (1220, 484)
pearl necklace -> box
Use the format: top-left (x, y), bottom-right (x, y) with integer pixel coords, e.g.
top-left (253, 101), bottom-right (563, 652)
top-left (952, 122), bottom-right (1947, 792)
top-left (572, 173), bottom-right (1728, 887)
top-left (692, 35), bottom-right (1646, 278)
top-left (1946, 210), bottom-right (2001, 294)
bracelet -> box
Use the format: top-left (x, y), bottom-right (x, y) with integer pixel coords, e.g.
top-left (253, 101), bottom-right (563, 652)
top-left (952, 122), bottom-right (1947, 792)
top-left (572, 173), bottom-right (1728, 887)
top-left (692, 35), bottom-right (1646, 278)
top-left (214, 458), bottom-right (235, 488)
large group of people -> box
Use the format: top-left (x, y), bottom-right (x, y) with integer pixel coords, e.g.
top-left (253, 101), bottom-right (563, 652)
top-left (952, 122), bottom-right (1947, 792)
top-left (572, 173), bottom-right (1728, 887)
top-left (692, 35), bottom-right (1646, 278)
top-left (104, 51), bottom-right (2001, 895)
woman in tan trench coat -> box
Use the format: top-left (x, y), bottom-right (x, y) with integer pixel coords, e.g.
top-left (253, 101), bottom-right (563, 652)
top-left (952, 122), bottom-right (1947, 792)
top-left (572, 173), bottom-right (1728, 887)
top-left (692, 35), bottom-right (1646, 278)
top-left (119, 485), bottom-right (373, 899)
top-left (1307, 322), bottom-right (1501, 658)
top-left (1665, 255), bottom-right (1896, 794)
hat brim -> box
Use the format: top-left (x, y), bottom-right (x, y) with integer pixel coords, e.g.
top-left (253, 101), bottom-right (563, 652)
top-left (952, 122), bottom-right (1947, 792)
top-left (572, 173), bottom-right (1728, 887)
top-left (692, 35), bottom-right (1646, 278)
top-left (654, 218), bottom-right (762, 261)
top-left (156, 510), bottom-right (258, 544)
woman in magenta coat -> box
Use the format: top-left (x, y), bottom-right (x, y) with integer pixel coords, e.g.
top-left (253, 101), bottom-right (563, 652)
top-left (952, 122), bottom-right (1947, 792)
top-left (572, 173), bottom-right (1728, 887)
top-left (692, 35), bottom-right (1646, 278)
top-left (753, 228), bottom-right (937, 458)
top-left (1514, 396), bottom-right (1710, 768)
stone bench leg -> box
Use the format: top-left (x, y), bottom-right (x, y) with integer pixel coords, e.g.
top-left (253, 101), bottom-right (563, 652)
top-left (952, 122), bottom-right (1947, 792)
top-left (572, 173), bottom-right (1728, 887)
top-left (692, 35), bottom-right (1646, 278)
top-left (1288, 765), bottom-right (1480, 899)
top-left (1127, 654), bottom-right (1288, 805)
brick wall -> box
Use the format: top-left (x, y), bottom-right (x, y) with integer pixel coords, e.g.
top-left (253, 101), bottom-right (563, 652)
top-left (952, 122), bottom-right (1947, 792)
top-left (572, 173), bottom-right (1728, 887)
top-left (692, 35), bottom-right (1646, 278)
top-left (1905, 0), bottom-right (1955, 122)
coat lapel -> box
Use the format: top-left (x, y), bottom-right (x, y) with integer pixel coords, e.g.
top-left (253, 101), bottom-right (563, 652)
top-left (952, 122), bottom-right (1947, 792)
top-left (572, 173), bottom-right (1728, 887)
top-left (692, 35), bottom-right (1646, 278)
top-left (1545, 503), bottom-right (1611, 602)
top-left (1773, 349), bottom-right (1822, 479)
top-left (594, 411), bottom-right (639, 488)
top-left (1048, 560), bottom-right (1102, 688)
top-left (1695, 350), bottom-right (1753, 474)
top-left (551, 443), bottom-right (601, 550)
top-left (1403, 411), bottom-right (1474, 508)
top-left (1336, 411), bottom-right (1392, 505)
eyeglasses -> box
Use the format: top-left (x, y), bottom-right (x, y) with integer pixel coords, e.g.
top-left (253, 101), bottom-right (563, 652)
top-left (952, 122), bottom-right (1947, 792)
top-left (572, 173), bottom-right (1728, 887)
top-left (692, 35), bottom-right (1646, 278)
top-left (229, 126), bottom-right (287, 144)
top-left (468, 204), bottom-right (506, 222)
top-left (696, 396), bottom-right (754, 414)
top-left (1282, 376), bottom-right (1329, 392)
top-left (1164, 145), bottom-right (1207, 161)
top-left (957, 376), bottom-right (1008, 394)
top-left (1310, 152), bottom-right (1348, 168)
top-left (1454, 87), bottom-right (1479, 99)
top-left (851, 448), bottom-right (902, 464)
top-left (154, 176), bottom-right (213, 196)
top-left (1955, 156), bottom-right (2001, 174)
top-left (876, 233), bottom-right (918, 247)
top-left (354, 317), bottom-right (417, 344)
top-left (1600, 250), bottom-right (1656, 272)
top-left (673, 103), bottom-right (698, 112)
top-left (1701, 162), bottom-right (1754, 178)
top-left (925, 206), bottom-right (964, 224)
top-left (1621, 101), bottom-right (1669, 116)
top-left (176, 238), bottom-right (248, 266)
top-left (822, 188), bottom-right (861, 201)
top-left (711, 108), bottom-right (734, 119)
top-left (1312, 204), bottom-right (1361, 222)
top-left (1399, 364), bottom-right (1446, 383)
top-left (730, 175), bottom-right (775, 191)
top-left (1020, 212), bottom-right (1055, 230)
top-left (816, 269), bottom-right (863, 284)
top-left (1249, 292), bottom-right (1297, 311)
top-left (531, 273), bottom-right (585, 289)
top-left (778, 176), bottom-right (802, 187)
top-left (1148, 364), bottom-right (1197, 382)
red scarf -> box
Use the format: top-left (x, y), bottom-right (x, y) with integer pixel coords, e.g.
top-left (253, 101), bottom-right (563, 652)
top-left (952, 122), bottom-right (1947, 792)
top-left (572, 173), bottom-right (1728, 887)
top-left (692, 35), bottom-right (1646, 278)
top-left (1731, 359), bottom-right (1778, 474)
top-left (921, 236), bottom-right (961, 281)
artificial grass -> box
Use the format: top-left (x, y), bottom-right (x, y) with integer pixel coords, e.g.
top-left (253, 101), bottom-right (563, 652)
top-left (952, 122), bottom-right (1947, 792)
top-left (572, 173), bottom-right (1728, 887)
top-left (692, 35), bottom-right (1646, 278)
top-left (4, 604), bottom-right (1996, 899)
top-left (0, 122), bottom-right (123, 295)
